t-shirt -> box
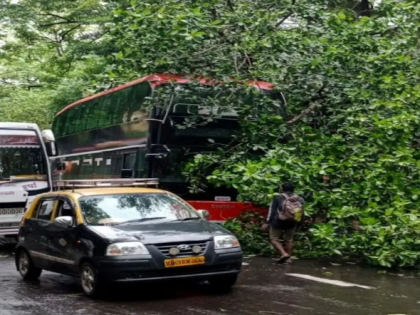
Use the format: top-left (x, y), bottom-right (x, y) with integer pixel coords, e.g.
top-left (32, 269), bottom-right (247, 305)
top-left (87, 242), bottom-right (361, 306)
top-left (266, 193), bottom-right (305, 229)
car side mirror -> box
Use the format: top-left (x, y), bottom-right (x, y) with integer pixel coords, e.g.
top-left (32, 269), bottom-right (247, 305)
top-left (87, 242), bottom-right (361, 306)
top-left (197, 210), bottom-right (210, 220)
top-left (54, 216), bottom-right (73, 228)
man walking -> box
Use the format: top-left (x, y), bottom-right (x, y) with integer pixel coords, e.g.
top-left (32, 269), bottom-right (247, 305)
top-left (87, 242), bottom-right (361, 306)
top-left (263, 183), bottom-right (304, 264)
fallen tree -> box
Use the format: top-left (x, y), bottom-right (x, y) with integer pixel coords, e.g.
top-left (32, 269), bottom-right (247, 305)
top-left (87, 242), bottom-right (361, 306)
top-left (108, 0), bottom-right (420, 267)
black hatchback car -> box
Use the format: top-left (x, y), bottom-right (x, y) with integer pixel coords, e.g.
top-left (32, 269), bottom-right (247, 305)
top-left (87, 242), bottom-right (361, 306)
top-left (15, 187), bottom-right (243, 296)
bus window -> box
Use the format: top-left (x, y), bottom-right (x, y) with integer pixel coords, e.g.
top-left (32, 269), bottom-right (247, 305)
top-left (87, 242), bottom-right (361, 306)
top-left (91, 153), bottom-right (105, 179)
top-left (110, 151), bottom-right (123, 177)
top-left (108, 95), bottom-right (122, 126)
top-left (77, 104), bottom-right (88, 132)
top-left (99, 98), bottom-right (112, 128)
top-left (81, 156), bottom-right (93, 179)
top-left (87, 99), bottom-right (99, 129)
top-left (122, 152), bottom-right (135, 169)
top-left (101, 152), bottom-right (114, 177)
top-left (136, 148), bottom-right (147, 178)
top-left (73, 107), bottom-right (82, 134)
top-left (59, 112), bottom-right (67, 136)
top-left (52, 115), bottom-right (62, 138)
top-left (121, 152), bottom-right (136, 178)
top-left (122, 83), bottom-right (152, 123)
top-left (65, 111), bottom-right (75, 135)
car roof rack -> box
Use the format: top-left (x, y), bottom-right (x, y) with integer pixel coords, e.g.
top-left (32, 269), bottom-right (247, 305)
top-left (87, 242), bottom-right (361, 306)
top-left (54, 178), bottom-right (159, 190)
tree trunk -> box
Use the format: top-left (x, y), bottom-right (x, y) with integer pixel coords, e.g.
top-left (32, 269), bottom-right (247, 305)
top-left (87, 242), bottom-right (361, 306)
top-left (359, 0), bottom-right (371, 17)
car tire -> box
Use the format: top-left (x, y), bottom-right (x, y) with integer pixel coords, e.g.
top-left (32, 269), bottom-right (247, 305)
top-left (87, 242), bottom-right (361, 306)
top-left (17, 249), bottom-right (42, 280)
top-left (80, 262), bottom-right (104, 297)
top-left (208, 275), bottom-right (238, 293)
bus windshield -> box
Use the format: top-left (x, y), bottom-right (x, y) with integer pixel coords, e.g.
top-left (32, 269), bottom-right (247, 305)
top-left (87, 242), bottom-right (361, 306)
top-left (152, 84), bottom-right (286, 118)
top-left (149, 84), bottom-right (285, 145)
top-left (0, 129), bottom-right (47, 180)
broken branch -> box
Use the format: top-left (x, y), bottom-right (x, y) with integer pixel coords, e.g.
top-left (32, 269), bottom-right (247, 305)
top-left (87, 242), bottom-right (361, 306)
top-left (286, 85), bottom-right (327, 125)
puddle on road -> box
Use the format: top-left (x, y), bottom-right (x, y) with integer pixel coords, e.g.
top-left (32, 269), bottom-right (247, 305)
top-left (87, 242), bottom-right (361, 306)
top-left (286, 273), bottom-right (374, 289)
top-left (237, 284), bottom-right (302, 292)
top-left (187, 308), bottom-right (230, 315)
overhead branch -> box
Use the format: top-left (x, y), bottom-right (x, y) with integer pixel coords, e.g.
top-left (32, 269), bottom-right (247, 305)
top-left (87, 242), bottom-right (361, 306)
top-left (286, 85), bottom-right (327, 125)
top-left (38, 13), bottom-right (76, 22)
top-left (226, 0), bottom-right (234, 11)
top-left (38, 34), bottom-right (59, 45)
top-left (58, 24), bottom-right (82, 42)
top-left (287, 102), bottom-right (319, 125)
top-left (40, 21), bottom-right (78, 28)
top-left (193, 46), bottom-right (218, 56)
top-left (359, 0), bottom-right (371, 17)
top-left (27, 84), bottom-right (43, 90)
top-left (275, 13), bottom-right (292, 28)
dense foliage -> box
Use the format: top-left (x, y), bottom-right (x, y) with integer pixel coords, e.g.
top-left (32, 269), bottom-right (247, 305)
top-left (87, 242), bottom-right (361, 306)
top-left (0, 0), bottom-right (116, 127)
top-left (3, 0), bottom-right (420, 267)
top-left (111, 0), bottom-right (420, 268)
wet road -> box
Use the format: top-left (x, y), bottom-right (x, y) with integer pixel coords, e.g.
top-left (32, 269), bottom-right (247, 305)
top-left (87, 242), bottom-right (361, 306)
top-left (1, 246), bottom-right (419, 315)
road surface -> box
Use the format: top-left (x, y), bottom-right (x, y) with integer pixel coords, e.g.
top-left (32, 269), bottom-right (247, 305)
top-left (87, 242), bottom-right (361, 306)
top-left (0, 245), bottom-right (419, 315)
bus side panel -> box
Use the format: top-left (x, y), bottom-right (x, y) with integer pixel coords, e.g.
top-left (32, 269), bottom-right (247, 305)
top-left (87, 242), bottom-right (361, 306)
top-left (52, 148), bottom-right (148, 180)
top-left (55, 119), bottom-right (149, 155)
top-left (187, 200), bottom-right (268, 223)
top-left (53, 82), bottom-right (152, 155)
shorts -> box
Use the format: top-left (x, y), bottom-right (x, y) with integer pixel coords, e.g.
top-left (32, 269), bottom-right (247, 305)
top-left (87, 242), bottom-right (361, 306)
top-left (269, 225), bottom-right (296, 242)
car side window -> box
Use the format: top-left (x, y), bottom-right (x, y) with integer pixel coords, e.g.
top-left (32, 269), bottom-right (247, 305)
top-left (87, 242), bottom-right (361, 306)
top-left (35, 200), bottom-right (55, 221)
top-left (53, 199), bottom-right (78, 227)
top-left (55, 200), bottom-right (74, 218)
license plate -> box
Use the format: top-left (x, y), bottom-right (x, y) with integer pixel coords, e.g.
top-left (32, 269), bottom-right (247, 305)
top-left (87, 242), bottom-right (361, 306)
top-left (164, 256), bottom-right (205, 268)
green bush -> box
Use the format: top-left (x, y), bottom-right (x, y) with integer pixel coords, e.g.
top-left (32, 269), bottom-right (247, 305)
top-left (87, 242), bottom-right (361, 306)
top-left (224, 210), bottom-right (420, 268)
top-left (224, 212), bottom-right (275, 257)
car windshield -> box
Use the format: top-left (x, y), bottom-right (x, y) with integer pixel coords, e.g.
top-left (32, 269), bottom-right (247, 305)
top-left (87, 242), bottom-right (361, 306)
top-left (78, 193), bottom-right (200, 225)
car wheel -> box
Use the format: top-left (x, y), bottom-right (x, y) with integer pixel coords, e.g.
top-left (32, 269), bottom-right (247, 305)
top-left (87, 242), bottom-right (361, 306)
top-left (80, 262), bottom-right (103, 297)
top-left (18, 250), bottom-right (42, 280)
top-left (208, 275), bottom-right (238, 293)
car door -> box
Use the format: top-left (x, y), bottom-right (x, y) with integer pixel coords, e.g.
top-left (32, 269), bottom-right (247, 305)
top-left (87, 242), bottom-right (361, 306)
top-left (46, 196), bottom-right (79, 275)
top-left (23, 197), bottom-right (56, 269)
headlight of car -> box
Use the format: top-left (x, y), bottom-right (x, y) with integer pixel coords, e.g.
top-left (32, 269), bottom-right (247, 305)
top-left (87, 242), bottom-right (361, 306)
top-left (106, 242), bottom-right (150, 256)
top-left (214, 235), bottom-right (240, 249)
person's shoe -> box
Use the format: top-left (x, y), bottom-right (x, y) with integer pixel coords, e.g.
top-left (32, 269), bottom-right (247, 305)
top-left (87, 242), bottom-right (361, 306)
top-left (276, 255), bottom-right (290, 264)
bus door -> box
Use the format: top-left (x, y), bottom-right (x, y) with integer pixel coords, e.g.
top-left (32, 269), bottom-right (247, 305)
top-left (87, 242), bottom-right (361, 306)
top-left (121, 150), bottom-right (136, 178)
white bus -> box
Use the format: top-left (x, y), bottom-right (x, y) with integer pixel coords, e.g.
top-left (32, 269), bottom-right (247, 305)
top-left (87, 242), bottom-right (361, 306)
top-left (0, 122), bottom-right (56, 241)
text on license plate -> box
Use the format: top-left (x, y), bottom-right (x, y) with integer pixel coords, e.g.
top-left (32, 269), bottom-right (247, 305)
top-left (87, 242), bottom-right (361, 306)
top-left (164, 256), bottom-right (205, 268)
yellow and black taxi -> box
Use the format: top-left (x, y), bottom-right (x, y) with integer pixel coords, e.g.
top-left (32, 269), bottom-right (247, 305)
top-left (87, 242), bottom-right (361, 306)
top-left (15, 180), bottom-right (242, 296)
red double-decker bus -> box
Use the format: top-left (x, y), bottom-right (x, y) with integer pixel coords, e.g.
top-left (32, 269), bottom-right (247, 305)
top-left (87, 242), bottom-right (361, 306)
top-left (50, 74), bottom-right (285, 222)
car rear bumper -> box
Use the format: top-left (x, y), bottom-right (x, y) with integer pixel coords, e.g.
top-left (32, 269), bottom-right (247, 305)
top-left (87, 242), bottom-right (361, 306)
top-left (93, 249), bottom-right (242, 283)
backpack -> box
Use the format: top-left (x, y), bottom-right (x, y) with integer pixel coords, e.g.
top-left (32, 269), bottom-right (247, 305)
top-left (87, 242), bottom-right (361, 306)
top-left (278, 193), bottom-right (303, 223)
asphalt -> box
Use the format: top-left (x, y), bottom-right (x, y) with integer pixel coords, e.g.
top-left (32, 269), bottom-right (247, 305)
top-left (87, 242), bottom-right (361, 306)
top-left (0, 245), bottom-right (419, 315)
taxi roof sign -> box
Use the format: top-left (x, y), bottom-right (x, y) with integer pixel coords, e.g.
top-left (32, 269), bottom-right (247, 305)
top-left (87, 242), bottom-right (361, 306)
top-left (54, 178), bottom-right (159, 189)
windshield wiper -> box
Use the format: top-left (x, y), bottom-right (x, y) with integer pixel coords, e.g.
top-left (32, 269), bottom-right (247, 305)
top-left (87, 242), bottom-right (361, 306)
top-left (114, 217), bottom-right (168, 225)
top-left (172, 217), bottom-right (202, 222)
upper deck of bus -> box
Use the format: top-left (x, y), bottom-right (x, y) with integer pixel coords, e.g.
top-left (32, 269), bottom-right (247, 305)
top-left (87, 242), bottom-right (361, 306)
top-left (56, 74), bottom-right (275, 116)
